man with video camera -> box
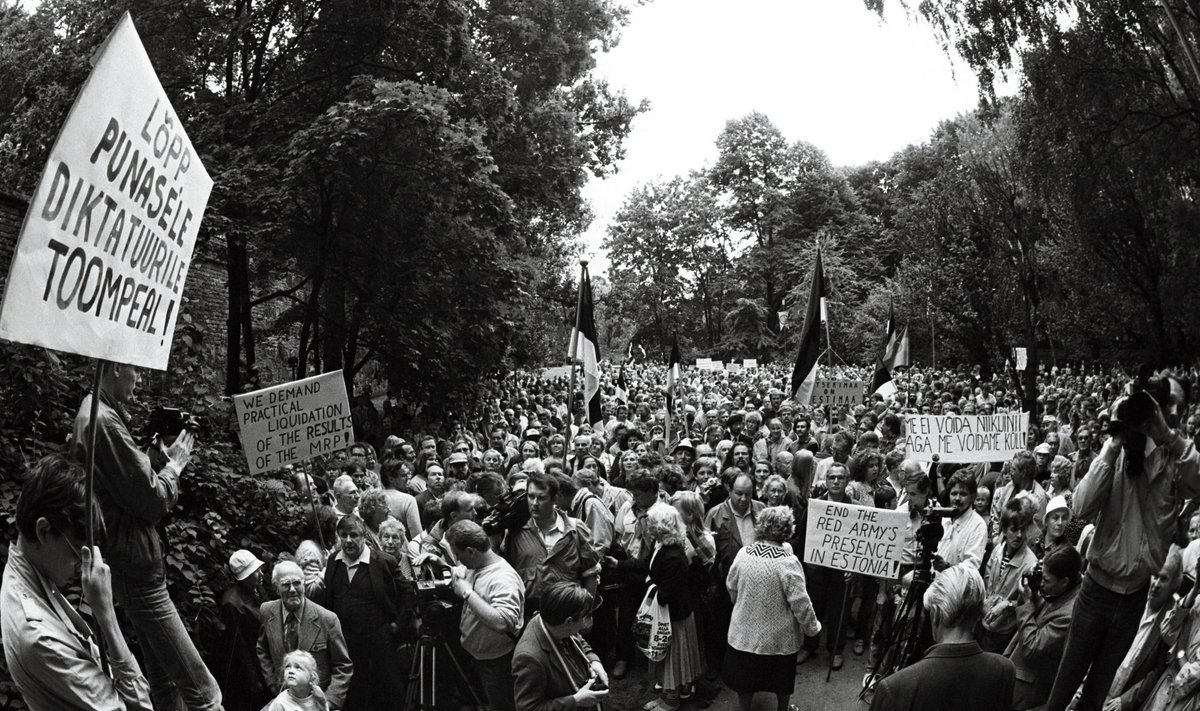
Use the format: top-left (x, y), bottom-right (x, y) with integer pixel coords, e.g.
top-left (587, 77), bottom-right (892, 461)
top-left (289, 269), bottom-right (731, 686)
top-left (447, 520), bottom-right (525, 711)
top-left (1046, 373), bottom-right (1200, 711)
top-left (70, 361), bottom-right (221, 710)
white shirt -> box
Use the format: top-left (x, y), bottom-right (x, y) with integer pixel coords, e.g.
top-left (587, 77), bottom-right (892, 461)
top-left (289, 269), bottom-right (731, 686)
top-left (336, 545), bottom-right (371, 583)
top-left (936, 509), bottom-right (987, 570)
top-left (538, 513), bottom-right (569, 555)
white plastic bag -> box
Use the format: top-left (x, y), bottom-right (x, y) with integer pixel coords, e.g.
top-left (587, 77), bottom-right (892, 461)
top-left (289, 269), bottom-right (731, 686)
top-left (633, 584), bottom-right (672, 662)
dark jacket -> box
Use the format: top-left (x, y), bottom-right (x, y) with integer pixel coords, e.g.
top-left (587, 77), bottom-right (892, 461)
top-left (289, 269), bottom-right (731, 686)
top-left (649, 543), bottom-right (693, 621)
top-left (869, 641), bottom-right (1015, 711)
top-left (216, 584), bottom-right (267, 711)
top-left (256, 598), bottom-right (354, 708)
top-left (504, 511), bottom-right (602, 605)
top-left (704, 499), bottom-right (766, 581)
top-left (70, 392), bottom-right (178, 576)
top-left (320, 549), bottom-right (401, 623)
top-left (512, 615), bottom-right (600, 711)
top-left (1005, 584), bottom-right (1080, 710)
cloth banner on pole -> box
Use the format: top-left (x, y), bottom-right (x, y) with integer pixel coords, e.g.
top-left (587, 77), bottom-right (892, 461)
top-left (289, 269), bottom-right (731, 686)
top-left (901, 412), bottom-right (1030, 463)
top-left (0, 12), bottom-right (212, 370)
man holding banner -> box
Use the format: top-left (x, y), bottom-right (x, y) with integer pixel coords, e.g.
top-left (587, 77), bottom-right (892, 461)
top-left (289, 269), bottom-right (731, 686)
top-left (71, 362), bottom-right (222, 710)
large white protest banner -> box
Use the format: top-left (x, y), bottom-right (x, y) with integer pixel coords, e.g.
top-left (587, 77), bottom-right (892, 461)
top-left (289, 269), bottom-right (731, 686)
top-left (901, 412), bottom-right (1030, 463)
top-left (0, 13), bottom-right (212, 370)
top-left (811, 379), bottom-right (865, 407)
top-left (539, 365), bottom-right (572, 379)
top-left (804, 499), bottom-right (907, 578)
top-left (234, 371), bottom-right (354, 475)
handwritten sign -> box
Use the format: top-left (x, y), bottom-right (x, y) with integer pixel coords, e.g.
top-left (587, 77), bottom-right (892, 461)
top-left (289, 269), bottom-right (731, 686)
top-left (804, 499), bottom-right (907, 578)
top-left (901, 412), bottom-right (1029, 463)
top-left (0, 13), bottom-right (211, 370)
top-left (233, 370), bottom-right (353, 474)
top-left (811, 379), bottom-right (865, 407)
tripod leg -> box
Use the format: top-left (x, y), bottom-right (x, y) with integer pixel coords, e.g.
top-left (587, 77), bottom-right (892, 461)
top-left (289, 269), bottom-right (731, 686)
top-left (438, 641), bottom-right (485, 706)
top-left (826, 575), bottom-right (852, 683)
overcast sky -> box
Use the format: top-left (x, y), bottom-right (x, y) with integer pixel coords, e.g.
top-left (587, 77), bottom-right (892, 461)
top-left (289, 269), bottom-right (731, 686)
top-left (579, 0), bottom-right (1008, 274)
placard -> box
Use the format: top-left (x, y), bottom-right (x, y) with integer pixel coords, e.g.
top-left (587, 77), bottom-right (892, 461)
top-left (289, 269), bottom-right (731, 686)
top-left (901, 412), bottom-right (1030, 463)
top-left (803, 499), bottom-right (907, 578)
top-left (0, 13), bottom-right (212, 369)
top-left (696, 357), bottom-right (712, 367)
top-left (539, 365), bottom-right (572, 379)
top-left (234, 371), bottom-right (354, 474)
top-left (811, 379), bottom-right (865, 407)
top-left (743, 358), bottom-right (758, 369)
top-left (726, 362), bottom-right (742, 372)
top-left (1014, 347), bottom-right (1027, 371)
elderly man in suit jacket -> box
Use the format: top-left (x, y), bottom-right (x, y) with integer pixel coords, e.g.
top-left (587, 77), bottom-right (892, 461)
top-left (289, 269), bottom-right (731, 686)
top-left (257, 561), bottom-right (352, 710)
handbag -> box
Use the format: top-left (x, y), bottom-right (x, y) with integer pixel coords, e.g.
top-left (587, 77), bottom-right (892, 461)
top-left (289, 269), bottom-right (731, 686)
top-left (633, 583), bottom-right (672, 662)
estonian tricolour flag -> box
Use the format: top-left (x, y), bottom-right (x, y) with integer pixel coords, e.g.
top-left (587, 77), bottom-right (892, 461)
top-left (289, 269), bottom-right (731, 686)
top-left (790, 249), bottom-right (827, 406)
top-left (568, 265), bottom-right (603, 426)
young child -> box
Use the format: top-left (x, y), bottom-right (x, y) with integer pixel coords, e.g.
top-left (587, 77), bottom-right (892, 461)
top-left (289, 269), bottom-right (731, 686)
top-left (266, 650), bottom-right (328, 711)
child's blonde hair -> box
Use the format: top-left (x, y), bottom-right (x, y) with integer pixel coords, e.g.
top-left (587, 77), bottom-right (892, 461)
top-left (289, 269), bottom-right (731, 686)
top-left (281, 650), bottom-right (319, 686)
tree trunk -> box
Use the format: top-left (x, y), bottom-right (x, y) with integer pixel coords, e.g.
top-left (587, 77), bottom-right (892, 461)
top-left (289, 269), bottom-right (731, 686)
top-left (225, 235), bottom-right (245, 394)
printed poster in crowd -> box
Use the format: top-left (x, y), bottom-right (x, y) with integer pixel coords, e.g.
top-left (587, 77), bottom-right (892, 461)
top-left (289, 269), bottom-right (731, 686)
top-left (803, 499), bottom-right (907, 578)
top-left (0, 12), bottom-right (212, 370)
top-left (233, 370), bottom-right (354, 475)
top-left (811, 378), bottom-right (866, 407)
top-left (901, 411), bottom-right (1030, 463)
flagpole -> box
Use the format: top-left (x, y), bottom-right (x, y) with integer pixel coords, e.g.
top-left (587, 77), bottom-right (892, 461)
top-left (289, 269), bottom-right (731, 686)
top-left (565, 261), bottom-right (586, 438)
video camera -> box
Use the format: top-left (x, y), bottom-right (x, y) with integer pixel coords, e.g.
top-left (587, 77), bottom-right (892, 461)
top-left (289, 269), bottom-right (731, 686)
top-left (914, 506), bottom-right (958, 572)
top-left (480, 490), bottom-right (530, 536)
top-left (139, 407), bottom-right (199, 448)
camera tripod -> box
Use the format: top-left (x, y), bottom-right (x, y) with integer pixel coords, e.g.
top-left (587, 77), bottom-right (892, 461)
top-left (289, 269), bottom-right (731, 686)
top-left (858, 530), bottom-right (941, 702)
top-left (404, 628), bottom-right (484, 710)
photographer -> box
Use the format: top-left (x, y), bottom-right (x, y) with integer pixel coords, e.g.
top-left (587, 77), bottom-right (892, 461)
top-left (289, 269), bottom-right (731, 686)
top-left (1047, 377), bottom-right (1200, 711)
top-left (447, 520), bottom-right (524, 711)
top-left (1006, 546), bottom-right (1082, 710)
top-left (512, 581), bottom-right (609, 711)
top-left (69, 361), bottom-right (221, 710)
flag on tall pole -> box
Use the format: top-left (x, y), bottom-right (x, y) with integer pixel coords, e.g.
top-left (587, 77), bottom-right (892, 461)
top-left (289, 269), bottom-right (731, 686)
top-left (871, 298), bottom-right (911, 396)
top-left (790, 248), bottom-right (827, 405)
top-left (666, 340), bottom-right (682, 415)
top-left (616, 363), bottom-right (630, 404)
top-left (568, 262), bottom-right (603, 427)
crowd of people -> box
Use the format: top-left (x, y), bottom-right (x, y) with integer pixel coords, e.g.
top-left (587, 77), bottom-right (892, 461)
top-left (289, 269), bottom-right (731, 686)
top-left (6, 358), bottom-right (1200, 711)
